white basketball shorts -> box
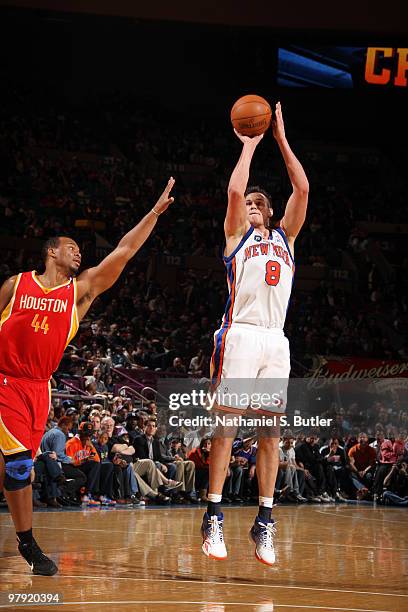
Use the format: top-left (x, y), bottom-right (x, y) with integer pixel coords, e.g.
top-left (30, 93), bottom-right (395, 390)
top-left (211, 323), bottom-right (290, 414)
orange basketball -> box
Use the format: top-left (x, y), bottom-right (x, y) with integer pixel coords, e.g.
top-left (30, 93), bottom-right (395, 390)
top-left (230, 94), bottom-right (272, 137)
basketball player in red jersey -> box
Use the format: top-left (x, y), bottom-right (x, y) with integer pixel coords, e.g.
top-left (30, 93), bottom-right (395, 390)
top-left (0, 177), bottom-right (175, 575)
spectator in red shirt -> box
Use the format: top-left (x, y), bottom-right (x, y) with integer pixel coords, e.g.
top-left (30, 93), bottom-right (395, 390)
top-left (348, 433), bottom-right (377, 500)
top-left (188, 437), bottom-right (211, 501)
top-left (393, 432), bottom-right (407, 461)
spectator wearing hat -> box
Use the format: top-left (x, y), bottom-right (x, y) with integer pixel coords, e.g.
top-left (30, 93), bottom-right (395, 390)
top-left (125, 411), bottom-right (140, 445)
top-left (62, 399), bottom-right (76, 412)
top-left (169, 438), bottom-right (188, 461)
top-left (63, 403), bottom-right (79, 435)
top-left (116, 405), bottom-right (129, 425)
top-left (65, 421), bottom-right (115, 506)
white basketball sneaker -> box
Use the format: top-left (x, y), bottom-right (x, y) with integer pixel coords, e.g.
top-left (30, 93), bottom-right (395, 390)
top-left (249, 516), bottom-right (277, 566)
top-left (201, 512), bottom-right (227, 560)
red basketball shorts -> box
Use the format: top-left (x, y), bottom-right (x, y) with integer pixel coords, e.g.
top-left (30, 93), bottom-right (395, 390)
top-left (0, 374), bottom-right (51, 458)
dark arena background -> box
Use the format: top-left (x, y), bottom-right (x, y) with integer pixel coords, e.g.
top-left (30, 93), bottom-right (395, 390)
top-left (0, 1), bottom-right (407, 611)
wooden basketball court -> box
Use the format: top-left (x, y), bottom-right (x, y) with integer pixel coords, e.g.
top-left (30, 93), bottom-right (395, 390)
top-left (0, 504), bottom-right (407, 611)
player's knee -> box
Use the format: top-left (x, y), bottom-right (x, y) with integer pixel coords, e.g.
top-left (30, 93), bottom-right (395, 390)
top-left (4, 451), bottom-right (33, 491)
top-left (257, 424), bottom-right (281, 441)
top-left (257, 434), bottom-right (280, 450)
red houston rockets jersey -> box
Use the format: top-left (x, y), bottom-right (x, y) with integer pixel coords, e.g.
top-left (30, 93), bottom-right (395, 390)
top-left (0, 271), bottom-right (79, 380)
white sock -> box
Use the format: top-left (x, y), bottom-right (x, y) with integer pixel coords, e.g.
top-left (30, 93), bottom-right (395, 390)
top-left (208, 493), bottom-right (222, 503)
top-left (259, 496), bottom-right (273, 508)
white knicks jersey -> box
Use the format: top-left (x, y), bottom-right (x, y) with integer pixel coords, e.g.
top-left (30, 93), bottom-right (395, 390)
top-left (221, 225), bottom-right (295, 329)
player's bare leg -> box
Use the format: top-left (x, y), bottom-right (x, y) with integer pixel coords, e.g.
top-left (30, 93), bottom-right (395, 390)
top-left (208, 437), bottom-right (235, 495)
top-left (3, 485), bottom-right (33, 532)
top-left (1, 450), bottom-right (58, 575)
top-left (257, 435), bottom-right (279, 500)
top-left (249, 428), bottom-right (280, 566)
top-left (201, 418), bottom-right (237, 560)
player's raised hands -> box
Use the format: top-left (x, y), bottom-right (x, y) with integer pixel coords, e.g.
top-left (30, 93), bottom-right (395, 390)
top-left (272, 101), bottom-right (286, 142)
top-left (233, 128), bottom-right (264, 147)
top-left (152, 177), bottom-right (176, 215)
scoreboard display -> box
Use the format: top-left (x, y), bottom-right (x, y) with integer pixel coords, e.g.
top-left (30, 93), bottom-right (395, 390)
top-left (277, 46), bottom-right (408, 88)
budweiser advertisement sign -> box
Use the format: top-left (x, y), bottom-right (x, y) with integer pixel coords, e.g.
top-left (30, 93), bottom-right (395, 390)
top-left (307, 356), bottom-right (408, 389)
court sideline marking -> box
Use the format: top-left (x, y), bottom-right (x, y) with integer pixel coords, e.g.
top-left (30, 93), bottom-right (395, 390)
top-left (0, 600), bottom-right (392, 611)
top-left (314, 510), bottom-right (407, 524)
top-left (0, 572), bottom-right (406, 599)
top-left (1, 522), bottom-right (405, 552)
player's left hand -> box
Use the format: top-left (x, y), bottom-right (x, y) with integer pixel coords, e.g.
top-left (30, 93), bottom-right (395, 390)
top-left (272, 101), bottom-right (286, 142)
top-left (234, 129), bottom-right (264, 147)
top-left (152, 177), bottom-right (175, 215)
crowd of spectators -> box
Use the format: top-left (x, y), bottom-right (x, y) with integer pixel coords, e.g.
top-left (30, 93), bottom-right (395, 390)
top-left (277, 429), bottom-right (408, 506)
top-left (1, 88), bottom-right (407, 379)
top-left (3, 396), bottom-right (405, 511)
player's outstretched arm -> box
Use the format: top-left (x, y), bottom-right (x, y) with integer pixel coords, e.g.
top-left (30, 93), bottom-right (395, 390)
top-left (273, 102), bottom-right (309, 241)
top-left (224, 131), bottom-right (263, 241)
top-left (0, 275), bottom-right (17, 318)
top-left (76, 178), bottom-right (175, 310)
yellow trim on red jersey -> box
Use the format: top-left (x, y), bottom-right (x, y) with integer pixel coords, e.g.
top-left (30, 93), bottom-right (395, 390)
top-left (0, 414), bottom-right (28, 455)
top-left (0, 273), bottom-right (22, 331)
top-left (65, 277), bottom-right (79, 347)
top-left (31, 270), bottom-right (72, 294)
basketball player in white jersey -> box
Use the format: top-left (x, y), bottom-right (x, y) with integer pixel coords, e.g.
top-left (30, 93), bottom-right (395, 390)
top-left (201, 102), bottom-right (309, 565)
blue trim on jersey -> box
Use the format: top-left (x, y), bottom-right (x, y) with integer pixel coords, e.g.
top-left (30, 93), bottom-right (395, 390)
top-left (274, 227), bottom-right (295, 265)
top-left (212, 325), bottom-right (226, 385)
top-left (223, 260), bottom-right (234, 323)
top-left (223, 226), bottom-right (254, 263)
top-left (211, 259), bottom-right (236, 385)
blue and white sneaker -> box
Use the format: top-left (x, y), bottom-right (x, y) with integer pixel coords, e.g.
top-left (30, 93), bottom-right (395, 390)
top-left (249, 516), bottom-right (277, 566)
top-left (201, 512), bottom-right (227, 560)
